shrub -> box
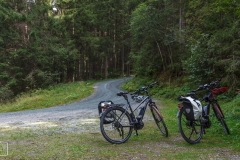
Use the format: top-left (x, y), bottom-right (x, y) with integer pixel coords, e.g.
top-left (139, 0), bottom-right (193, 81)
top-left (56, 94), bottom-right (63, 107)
top-left (0, 86), bottom-right (14, 103)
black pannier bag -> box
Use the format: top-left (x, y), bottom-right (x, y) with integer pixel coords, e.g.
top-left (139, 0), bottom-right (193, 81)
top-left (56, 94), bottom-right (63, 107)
top-left (98, 100), bottom-right (113, 116)
top-left (183, 101), bottom-right (195, 120)
top-left (98, 101), bottom-right (124, 124)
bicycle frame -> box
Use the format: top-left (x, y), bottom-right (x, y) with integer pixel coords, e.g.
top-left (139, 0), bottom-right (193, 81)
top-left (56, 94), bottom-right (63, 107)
top-left (202, 91), bottom-right (225, 121)
top-left (123, 94), bottom-right (151, 123)
top-left (120, 83), bottom-right (157, 129)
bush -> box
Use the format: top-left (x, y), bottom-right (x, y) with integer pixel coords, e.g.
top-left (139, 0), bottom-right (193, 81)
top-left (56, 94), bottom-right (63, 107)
top-left (0, 86), bottom-right (14, 103)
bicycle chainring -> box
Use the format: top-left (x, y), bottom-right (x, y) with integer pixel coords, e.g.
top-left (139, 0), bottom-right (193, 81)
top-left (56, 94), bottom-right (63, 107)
top-left (135, 120), bottom-right (144, 130)
top-left (204, 120), bottom-right (211, 128)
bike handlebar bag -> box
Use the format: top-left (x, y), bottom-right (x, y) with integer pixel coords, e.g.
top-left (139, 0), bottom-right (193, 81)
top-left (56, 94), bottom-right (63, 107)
top-left (212, 87), bottom-right (228, 95)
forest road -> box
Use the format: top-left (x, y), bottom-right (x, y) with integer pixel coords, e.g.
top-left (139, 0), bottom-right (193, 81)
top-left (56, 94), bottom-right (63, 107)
top-left (0, 77), bottom-right (132, 131)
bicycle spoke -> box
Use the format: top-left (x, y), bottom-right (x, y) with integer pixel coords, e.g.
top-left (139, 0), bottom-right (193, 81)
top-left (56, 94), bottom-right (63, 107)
top-left (188, 125), bottom-right (199, 140)
top-left (100, 107), bottom-right (133, 144)
top-left (178, 109), bottom-right (203, 144)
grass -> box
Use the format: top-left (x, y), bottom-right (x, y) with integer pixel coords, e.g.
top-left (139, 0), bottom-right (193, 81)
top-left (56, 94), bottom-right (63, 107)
top-left (0, 108), bottom-right (239, 160)
top-left (0, 81), bottom-right (96, 112)
top-left (0, 78), bottom-right (239, 159)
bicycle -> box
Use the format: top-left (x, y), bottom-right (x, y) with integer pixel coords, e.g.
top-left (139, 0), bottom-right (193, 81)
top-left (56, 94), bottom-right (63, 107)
top-left (177, 79), bottom-right (230, 144)
top-left (99, 82), bottom-right (168, 144)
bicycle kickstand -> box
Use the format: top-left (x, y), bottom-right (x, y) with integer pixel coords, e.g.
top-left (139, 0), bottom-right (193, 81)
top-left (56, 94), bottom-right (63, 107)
top-left (134, 130), bottom-right (138, 136)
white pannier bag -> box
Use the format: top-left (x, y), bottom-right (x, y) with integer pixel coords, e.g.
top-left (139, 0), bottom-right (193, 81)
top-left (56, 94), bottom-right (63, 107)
top-left (184, 97), bottom-right (202, 120)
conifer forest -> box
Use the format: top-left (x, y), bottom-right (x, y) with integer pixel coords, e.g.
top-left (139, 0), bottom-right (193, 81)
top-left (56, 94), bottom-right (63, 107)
top-left (0, 0), bottom-right (240, 101)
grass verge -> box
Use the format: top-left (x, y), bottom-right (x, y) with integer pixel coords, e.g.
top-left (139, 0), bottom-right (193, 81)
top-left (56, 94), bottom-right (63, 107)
top-left (0, 81), bottom-right (96, 113)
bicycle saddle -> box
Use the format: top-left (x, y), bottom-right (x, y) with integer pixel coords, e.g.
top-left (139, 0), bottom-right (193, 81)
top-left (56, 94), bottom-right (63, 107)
top-left (117, 92), bottom-right (128, 96)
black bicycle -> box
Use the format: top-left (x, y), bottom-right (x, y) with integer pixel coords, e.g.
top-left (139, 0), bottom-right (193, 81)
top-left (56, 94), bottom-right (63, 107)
top-left (177, 79), bottom-right (230, 144)
top-left (99, 82), bottom-right (168, 144)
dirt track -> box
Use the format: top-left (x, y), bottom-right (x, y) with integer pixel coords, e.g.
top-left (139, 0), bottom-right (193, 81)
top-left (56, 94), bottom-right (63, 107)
top-left (0, 78), bottom-right (131, 131)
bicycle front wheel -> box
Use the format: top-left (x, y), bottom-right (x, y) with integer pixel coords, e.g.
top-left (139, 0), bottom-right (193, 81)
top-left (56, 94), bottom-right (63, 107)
top-left (178, 108), bottom-right (203, 144)
top-left (213, 104), bottom-right (230, 134)
top-left (150, 106), bottom-right (168, 137)
top-left (100, 106), bottom-right (133, 144)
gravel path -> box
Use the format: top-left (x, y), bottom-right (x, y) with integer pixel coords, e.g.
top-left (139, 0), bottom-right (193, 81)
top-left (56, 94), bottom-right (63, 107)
top-left (0, 78), bottom-right (132, 131)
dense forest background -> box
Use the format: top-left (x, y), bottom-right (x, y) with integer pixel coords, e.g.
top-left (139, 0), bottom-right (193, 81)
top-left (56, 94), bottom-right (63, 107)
top-left (0, 0), bottom-right (240, 102)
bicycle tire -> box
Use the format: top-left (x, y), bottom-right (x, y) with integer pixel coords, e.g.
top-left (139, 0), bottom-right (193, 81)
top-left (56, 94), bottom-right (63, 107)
top-left (100, 106), bottom-right (133, 144)
top-left (178, 108), bottom-right (203, 144)
top-left (150, 106), bottom-right (168, 137)
top-left (212, 104), bottom-right (230, 134)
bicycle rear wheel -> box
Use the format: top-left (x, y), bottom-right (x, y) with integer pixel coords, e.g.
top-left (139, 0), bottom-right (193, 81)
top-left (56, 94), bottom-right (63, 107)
top-left (100, 106), bottom-right (133, 144)
top-left (178, 108), bottom-right (203, 144)
top-left (150, 105), bottom-right (168, 137)
top-left (213, 104), bottom-right (230, 134)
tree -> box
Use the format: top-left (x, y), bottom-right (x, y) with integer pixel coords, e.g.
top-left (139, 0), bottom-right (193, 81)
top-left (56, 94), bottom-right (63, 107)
top-left (183, 0), bottom-right (240, 90)
top-left (130, 0), bottom-right (180, 80)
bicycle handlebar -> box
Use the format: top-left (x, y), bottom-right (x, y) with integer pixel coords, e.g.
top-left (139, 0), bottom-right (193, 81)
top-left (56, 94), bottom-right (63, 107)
top-left (140, 81), bottom-right (158, 91)
top-left (130, 81), bottom-right (159, 97)
top-left (177, 79), bottom-right (222, 101)
top-left (194, 79), bottom-right (221, 92)
top-left (116, 81), bottom-right (159, 102)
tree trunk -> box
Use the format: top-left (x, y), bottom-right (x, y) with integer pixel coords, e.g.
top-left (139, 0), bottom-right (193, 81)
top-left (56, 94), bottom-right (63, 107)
top-left (104, 55), bottom-right (108, 79)
top-left (75, 58), bottom-right (80, 81)
top-left (79, 52), bottom-right (84, 80)
top-left (121, 44), bottom-right (125, 77)
top-left (155, 39), bottom-right (165, 71)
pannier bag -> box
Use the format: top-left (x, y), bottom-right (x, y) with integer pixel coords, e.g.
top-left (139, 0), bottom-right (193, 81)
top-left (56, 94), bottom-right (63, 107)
top-left (98, 101), bottom-right (124, 124)
top-left (183, 97), bottom-right (202, 121)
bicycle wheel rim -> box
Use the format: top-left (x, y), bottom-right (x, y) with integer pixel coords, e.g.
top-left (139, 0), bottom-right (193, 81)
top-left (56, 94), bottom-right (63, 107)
top-left (178, 109), bottom-right (203, 144)
top-left (151, 106), bottom-right (168, 137)
top-left (100, 107), bottom-right (133, 144)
